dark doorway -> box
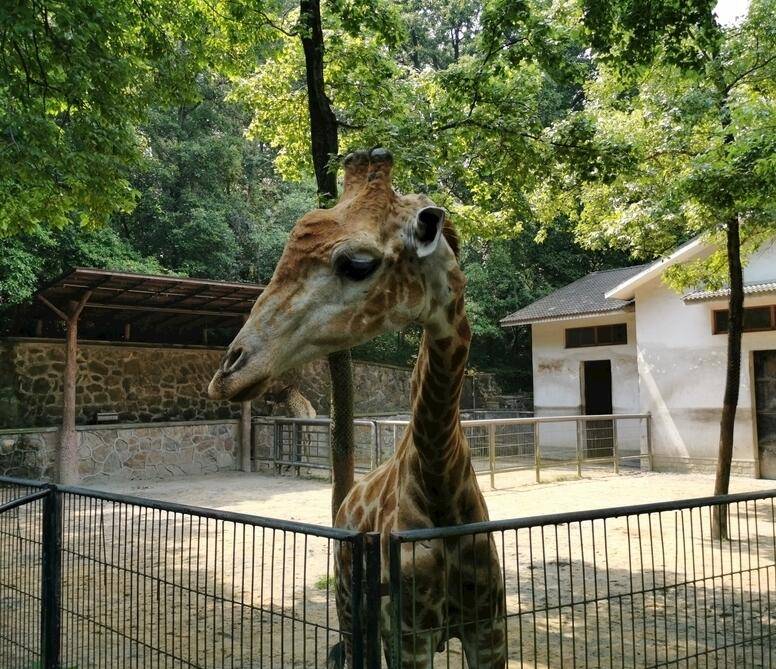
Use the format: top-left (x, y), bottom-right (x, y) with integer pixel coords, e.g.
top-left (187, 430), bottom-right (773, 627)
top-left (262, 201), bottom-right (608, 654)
top-left (755, 350), bottom-right (776, 478)
top-left (582, 360), bottom-right (614, 458)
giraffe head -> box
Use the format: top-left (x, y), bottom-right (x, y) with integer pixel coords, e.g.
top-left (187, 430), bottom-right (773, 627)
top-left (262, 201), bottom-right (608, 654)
top-left (208, 148), bottom-right (463, 401)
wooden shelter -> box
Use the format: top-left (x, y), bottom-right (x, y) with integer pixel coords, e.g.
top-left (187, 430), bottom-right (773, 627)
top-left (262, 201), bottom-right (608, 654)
top-left (26, 268), bottom-right (265, 483)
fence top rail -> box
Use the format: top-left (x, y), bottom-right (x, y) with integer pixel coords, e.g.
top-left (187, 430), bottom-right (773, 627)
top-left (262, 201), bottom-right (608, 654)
top-left (0, 474), bottom-right (49, 489)
top-left (252, 412), bottom-right (650, 429)
top-left (391, 487), bottom-right (776, 541)
top-left (53, 484), bottom-right (361, 540)
top-left (0, 488), bottom-right (50, 514)
top-left (254, 416), bottom-right (377, 427)
top-left (374, 413), bottom-right (650, 428)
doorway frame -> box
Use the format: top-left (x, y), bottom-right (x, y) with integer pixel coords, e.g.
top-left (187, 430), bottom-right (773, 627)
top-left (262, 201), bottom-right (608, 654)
top-left (750, 347), bottom-right (776, 479)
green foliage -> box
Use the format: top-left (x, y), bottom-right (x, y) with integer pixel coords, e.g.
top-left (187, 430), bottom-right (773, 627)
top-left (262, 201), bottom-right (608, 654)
top-left (538, 0), bottom-right (776, 288)
top-left (114, 74), bottom-right (317, 282)
top-left (0, 224), bottom-right (165, 308)
top-left (0, 0), bottom-right (223, 233)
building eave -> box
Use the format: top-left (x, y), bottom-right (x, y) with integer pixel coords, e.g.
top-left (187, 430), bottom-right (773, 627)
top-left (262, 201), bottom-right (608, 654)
top-left (500, 304), bottom-right (634, 327)
top-left (605, 237), bottom-right (710, 301)
top-left (683, 281), bottom-right (776, 303)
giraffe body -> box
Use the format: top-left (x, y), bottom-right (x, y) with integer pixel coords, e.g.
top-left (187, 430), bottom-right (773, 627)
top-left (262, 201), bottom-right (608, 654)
top-left (209, 148), bottom-right (506, 668)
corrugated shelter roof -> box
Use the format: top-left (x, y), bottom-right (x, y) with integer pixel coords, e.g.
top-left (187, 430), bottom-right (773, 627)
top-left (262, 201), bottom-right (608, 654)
top-left (683, 281), bottom-right (776, 302)
top-left (500, 265), bottom-right (648, 327)
top-left (16, 268), bottom-right (266, 344)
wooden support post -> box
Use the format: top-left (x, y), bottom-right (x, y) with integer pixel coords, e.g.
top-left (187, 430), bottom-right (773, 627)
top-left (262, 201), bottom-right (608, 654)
top-left (240, 400), bottom-right (252, 472)
top-left (123, 323), bottom-right (131, 341)
top-left (57, 290), bottom-right (91, 484)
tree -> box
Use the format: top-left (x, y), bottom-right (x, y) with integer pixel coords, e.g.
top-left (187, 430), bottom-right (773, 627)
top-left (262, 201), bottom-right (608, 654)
top-left (541, 0), bottom-right (775, 535)
top-left (0, 0), bottom-right (223, 234)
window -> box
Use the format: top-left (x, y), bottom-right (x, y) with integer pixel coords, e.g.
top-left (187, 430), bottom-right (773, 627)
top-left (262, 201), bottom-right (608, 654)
top-left (566, 323), bottom-right (627, 348)
top-left (713, 305), bottom-right (776, 334)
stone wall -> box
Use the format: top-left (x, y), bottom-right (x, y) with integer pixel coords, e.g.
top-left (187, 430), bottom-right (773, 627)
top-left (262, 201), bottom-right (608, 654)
top-left (0, 338), bottom-right (498, 428)
top-left (0, 420), bottom-right (239, 482)
top-left (0, 339), bottom-right (236, 427)
top-left (0, 428), bottom-right (58, 479)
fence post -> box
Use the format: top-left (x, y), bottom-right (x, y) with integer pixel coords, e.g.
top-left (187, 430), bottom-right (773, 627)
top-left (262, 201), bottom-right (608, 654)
top-left (389, 537), bottom-right (403, 669)
top-left (612, 418), bottom-right (620, 474)
top-left (350, 535), bottom-right (364, 669)
top-left (240, 400), bottom-right (252, 472)
top-left (40, 486), bottom-right (61, 669)
top-left (273, 421), bottom-right (281, 475)
top-left (488, 423), bottom-right (496, 489)
top-left (533, 421), bottom-right (541, 483)
top-left (293, 421), bottom-right (301, 476)
top-left (365, 532), bottom-right (382, 668)
top-left (646, 413), bottom-right (654, 471)
top-left (575, 418), bottom-right (583, 478)
top-left (372, 422), bottom-right (379, 471)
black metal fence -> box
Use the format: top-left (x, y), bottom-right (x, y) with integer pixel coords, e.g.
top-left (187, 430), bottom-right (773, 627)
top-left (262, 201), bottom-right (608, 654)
top-left (2, 477), bottom-right (776, 668)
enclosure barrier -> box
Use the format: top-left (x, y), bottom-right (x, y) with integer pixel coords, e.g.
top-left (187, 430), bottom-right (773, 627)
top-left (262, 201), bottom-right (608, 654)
top-left (2, 477), bottom-right (775, 668)
top-left (254, 412), bottom-right (653, 486)
top-left (0, 476), bottom-right (363, 669)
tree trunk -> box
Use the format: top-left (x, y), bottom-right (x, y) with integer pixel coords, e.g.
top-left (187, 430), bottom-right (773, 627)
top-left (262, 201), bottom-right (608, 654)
top-left (712, 217), bottom-right (744, 539)
top-left (300, 0), bottom-right (339, 205)
top-left (299, 0), bottom-right (355, 524)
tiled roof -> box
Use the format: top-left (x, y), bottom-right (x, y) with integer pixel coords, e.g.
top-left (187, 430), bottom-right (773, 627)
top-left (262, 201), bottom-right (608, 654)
top-left (683, 281), bottom-right (776, 302)
top-left (500, 265), bottom-right (648, 327)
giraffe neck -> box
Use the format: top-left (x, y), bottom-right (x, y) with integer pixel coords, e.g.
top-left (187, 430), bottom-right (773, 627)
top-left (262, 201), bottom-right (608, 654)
top-left (408, 294), bottom-right (471, 472)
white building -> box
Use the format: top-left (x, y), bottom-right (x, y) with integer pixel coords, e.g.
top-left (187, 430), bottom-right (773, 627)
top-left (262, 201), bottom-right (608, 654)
top-left (501, 238), bottom-right (776, 477)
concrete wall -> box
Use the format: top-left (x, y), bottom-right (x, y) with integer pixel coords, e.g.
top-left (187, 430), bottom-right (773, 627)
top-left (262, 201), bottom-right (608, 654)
top-left (532, 312), bottom-right (641, 416)
top-left (0, 339), bottom-right (495, 429)
top-left (0, 420), bottom-right (239, 483)
top-left (530, 312), bottom-right (642, 454)
top-left (635, 243), bottom-right (776, 475)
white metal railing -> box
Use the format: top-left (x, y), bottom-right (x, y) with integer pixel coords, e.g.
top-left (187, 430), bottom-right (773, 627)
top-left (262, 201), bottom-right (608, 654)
top-left (252, 413), bottom-right (652, 486)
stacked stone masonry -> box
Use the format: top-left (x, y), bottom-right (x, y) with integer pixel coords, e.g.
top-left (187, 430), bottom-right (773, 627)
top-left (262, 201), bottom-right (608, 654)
top-left (0, 339), bottom-right (496, 428)
top-left (0, 338), bottom-right (498, 482)
top-left (0, 421), bottom-right (238, 483)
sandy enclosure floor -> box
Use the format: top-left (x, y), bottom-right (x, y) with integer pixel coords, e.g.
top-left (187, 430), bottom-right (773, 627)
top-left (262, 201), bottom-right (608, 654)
top-left (3, 470), bottom-right (776, 668)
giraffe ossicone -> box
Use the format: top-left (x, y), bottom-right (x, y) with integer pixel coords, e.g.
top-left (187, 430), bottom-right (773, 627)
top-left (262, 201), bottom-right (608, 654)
top-left (208, 147), bottom-right (506, 668)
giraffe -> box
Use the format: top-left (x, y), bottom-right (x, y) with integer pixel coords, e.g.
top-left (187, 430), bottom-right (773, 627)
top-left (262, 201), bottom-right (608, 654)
top-left (264, 380), bottom-right (317, 467)
top-left (208, 148), bottom-right (506, 668)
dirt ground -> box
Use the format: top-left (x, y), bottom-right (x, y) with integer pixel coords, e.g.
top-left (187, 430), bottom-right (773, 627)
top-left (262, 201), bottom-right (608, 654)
top-left (3, 469), bottom-right (776, 668)
top-left (95, 467), bottom-right (776, 525)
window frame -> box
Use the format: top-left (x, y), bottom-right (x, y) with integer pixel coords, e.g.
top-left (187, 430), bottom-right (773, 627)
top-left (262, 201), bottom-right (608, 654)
top-left (565, 323), bottom-right (628, 349)
top-left (712, 304), bottom-right (776, 335)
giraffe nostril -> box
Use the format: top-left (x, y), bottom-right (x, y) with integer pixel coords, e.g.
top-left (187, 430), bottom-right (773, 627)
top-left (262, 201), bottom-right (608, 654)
top-left (222, 347), bottom-right (246, 375)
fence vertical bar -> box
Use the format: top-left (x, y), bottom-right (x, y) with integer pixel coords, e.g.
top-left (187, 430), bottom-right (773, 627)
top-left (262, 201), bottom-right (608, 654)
top-left (40, 486), bottom-right (61, 669)
top-left (612, 418), bottom-right (620, 474)
top-left (389, 536), bottom-right (403, 669)
top-left (534, 421), bottom-right (541, 483)
top-left (576, 418), bottom-right (583, 477)
top-left (365, 532), bottom-right (382, 668)
top-left (350, 536), bottom-right (365, 668)
top-left (488, 423), bottom-right (497, 489)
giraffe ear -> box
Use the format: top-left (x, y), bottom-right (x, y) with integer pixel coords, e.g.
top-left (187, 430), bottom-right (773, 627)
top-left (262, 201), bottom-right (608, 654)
top-left (412, 206), bottom-right (445, 258)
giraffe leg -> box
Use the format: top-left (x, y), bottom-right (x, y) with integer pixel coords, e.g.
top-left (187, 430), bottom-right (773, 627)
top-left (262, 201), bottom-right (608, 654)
top-left (455, 539), bottom-right (507, 668)
top-left (334, 541), bottom-right (354, 668)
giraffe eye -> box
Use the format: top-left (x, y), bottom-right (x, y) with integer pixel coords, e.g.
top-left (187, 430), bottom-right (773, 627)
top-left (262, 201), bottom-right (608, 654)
top-left (334, 254), bottom-right (381, 281)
